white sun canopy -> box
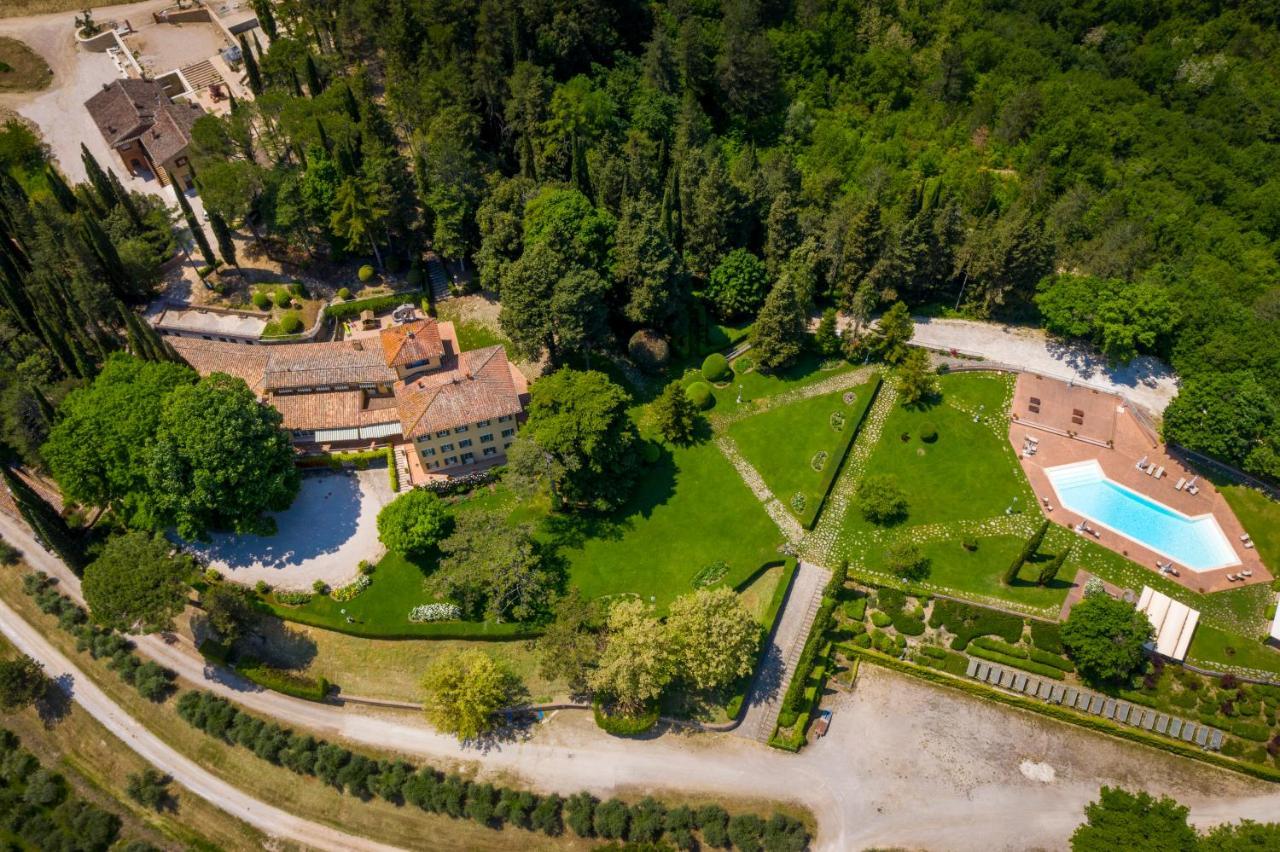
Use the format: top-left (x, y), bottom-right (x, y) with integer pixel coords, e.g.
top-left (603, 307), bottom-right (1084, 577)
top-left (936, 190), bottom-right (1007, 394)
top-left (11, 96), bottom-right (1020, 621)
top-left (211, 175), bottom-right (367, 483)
top-left (1136, 586), bottom-right (1200, 661)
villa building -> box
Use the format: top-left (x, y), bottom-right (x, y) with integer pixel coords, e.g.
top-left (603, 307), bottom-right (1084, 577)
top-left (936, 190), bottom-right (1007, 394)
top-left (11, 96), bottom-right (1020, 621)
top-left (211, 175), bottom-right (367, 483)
top-left (84, 78), bottom-right (204, 189)
top-left (169, 317), bottom-right (528, 479)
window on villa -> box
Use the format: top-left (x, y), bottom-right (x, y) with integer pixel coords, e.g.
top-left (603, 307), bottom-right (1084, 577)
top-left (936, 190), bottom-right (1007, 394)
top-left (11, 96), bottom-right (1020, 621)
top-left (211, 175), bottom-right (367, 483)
top-left (497, 415), bottom-right (512, 422)
top-left (480, 434), bottom-right (494, 444)
top-left (503, 442), bottom-right (513, 451)
top-left (461, 452), bottom-right (475, 463)
top-left (501, 428), bottom-right (515, 438)
top-left (458, 439), bottom-right (473, 448)
top-left (482, 447), bottom-right (497, 457)
top-left (476, 419), bottom-right (491, 427)
top-left (445, 456), bottom-right (459, 466)
top-left (454, 425), bottom-right (469, 433)
top-left (435, 429), bottom-right (450, 438)
top-left (440, 443), bottom-right (454, 452)
top-left (422, 447), bottom-right (436, 457)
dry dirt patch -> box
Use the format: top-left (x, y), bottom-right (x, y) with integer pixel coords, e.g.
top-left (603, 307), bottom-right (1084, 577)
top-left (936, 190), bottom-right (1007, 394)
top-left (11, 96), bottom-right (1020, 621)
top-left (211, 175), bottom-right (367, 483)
top-left (0, 36), bottom-right (51, 92)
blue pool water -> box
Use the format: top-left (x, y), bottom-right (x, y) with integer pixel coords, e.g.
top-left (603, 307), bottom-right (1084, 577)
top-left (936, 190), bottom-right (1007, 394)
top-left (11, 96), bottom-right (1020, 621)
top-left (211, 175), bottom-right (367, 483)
top-left (1045, 461), bottom-right (1239, 572)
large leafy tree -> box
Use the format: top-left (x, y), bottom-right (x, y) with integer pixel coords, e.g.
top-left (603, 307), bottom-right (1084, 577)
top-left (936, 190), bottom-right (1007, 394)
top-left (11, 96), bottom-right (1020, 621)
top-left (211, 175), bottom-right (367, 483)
top-left (433, 508), bottom-right (552, 622)
top-left (143, 373), bottom-right (300, 540)
top-left (83, 531), bottom-right (193, 633)
top-left (896, 347), bottom-right (938, 406)
top-left (705, 249), bottom-right (767, 319)
top-left (1162, 372), bottom-right (1277, 479)
top-left (650, 381), bottom-right (702, 445)
top-left (1070, 787), bottom-right (1197, 852)
top-left (499, 242), bottom-right (611, 364)
top-left (1060, 594), bottom-right (1153, 686)
top-left (0, 655), bottom-right (50, 711)
top-left (535, 588), bottom-right (602, 695)
top-left (516, 368), bottom-right (640, 511)
top-left (666, 588), bottom-right (759, 692)
top-left (376, 490), bottom-right (452, 557)
top-left (43, 354), bottom-right (196, 526)
top-left (868, 301), bottom-right (915, 365)
top-left (589, 599), bottom-right (674, 713)
top-left (421, 649), bottom-right (524, 741)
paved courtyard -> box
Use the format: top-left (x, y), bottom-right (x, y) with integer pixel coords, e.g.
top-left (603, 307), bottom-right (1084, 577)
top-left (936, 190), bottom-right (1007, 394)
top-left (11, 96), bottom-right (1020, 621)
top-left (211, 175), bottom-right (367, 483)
top-left (183, 468), bottom-right (392, 590)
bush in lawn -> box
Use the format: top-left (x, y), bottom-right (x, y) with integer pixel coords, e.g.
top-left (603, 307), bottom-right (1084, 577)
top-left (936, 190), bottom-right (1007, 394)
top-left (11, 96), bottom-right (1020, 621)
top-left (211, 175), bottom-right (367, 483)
top-left (685, 381), bottom-right (714, 410)
top-left (1061, 593), bottom-right (1153, 685)
top-left (337, 287), bottom-right (351, 300)
top-left (1030, 621), bottom-right (1064, 654)
top-left (886, 540), bottom-right (930, 581)
top-left (701, 352), bottom-right (731, 383)
top-left (921, 423), bottom-right (938, 443)
top-left (665, 805), bottom-right (697, 850)
top-left (288, 282), bottom-right (305, 297)
top-left (566, 792), bottom-right (597, 837)
top-left (628, 797), bottom-right (666, 843)
top-left (251, 291), bottom-right (271, 309)
top-left (628, 330), bottom-right (670, 372)
top-left (844, 597), bottom-right (867, 621)
top-left (929, 599), bottom-right (1024, 650)
top-left (962, 536), bottom-right (978, 551)
top-left (358, 264), bottom-right (375, 282)
top-left (594, 799), bottom-right (630, 840)
top-left (275, 288), bottom-right (292, 308)
top-left (279, 312), bottom-right (303, 334)
top-left (857, 474), bottom-right (907, 524)
top-left (377, 489), bottom-right (452, 556)
top-left (126, 769), bottom-right (171, 810)
top-left (530, 794), bottom-right (564, 835)
top-left (870, 610), bottom-right (892, 628)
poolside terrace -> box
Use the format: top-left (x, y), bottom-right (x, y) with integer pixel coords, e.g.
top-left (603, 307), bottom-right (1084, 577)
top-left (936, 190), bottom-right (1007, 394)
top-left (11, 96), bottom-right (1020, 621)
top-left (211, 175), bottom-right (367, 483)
top-left (1010, 374), bottom-right (1270, 594)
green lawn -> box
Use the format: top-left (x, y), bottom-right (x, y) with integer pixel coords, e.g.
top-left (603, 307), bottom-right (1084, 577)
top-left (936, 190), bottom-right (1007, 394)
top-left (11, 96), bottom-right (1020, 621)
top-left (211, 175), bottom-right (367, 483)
top-left (1187, 622), bottom-right (1280, 676)
top-left (935, 370), bottom-right (1013, 413)
top-left (891, 533), bottom-right (1073, 611)
top-left (694, 349), bottom-right (858, 414)
top-left (729, 381), bottom-right (878, 525)
top-left (557, 438), bottom-right (783, 610)
top-left (839, 387), bottom-right (1033, 538)
top-left (1220, 484), bottom-right (1280, 574)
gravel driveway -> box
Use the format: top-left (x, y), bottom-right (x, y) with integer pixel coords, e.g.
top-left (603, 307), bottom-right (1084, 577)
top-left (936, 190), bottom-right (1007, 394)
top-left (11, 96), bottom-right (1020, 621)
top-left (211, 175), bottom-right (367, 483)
top-left (182, 469), bottom-right (392, 590)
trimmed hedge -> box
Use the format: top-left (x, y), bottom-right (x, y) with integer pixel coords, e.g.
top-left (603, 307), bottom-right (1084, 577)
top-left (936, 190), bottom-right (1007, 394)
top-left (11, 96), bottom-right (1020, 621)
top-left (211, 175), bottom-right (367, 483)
top-left (262, 601), bottom-right (541, 641)
top-left (1028, 647), bottom-right (1075, 672)
top-left (966, 644), bottom-right (1066, 680)
top-left (928, 598), bottom-right (1023, 650)
top-left (970, 636), bottom-right (1028, 658)
top-left (593, 700), bottom-right (660, 736)
top-left (324, 291), bottom-right (420, 322)
top-left (851, 648), bottom-right (1280, 784)
top-left (702, 353), bottom-right (731, 382)
top-left (1029, 620), bottom-right (1064, 654)
top-left (236, 658), bottom-right (330, 702)
top-left (685, 381), bottom-right (714, 410)
top-left (843, 597), bottom-right (867, 622)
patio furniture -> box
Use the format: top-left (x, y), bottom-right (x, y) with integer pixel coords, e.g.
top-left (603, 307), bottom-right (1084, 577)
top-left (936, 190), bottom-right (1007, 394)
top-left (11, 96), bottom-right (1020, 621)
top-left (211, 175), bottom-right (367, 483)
top-left (1227, 574), bottom-right (1239, 582)
top-left (1155, 466), bottom-right (1165, 478)
top-left (1242, 570), bottom-right (1253, 578)
top-left (1136, 455), bottom-right (1149, 470)
top-left (1175, 477), bottom-right (1186, 490)
top-left (1168, 719), bottom-right (1183, 738)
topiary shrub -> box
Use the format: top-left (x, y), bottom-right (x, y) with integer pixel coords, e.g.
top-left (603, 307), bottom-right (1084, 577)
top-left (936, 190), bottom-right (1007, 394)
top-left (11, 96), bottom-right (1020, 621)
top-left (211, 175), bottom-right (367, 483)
top-left (921, 423), bottom-right (939, 443)
top-left (641, 440), bottom-right (661, 464)
top-left (358, 264), bottom-right (375, 282)
top-left (279, 312), bottom-right (304, 334)
top-left (251, 291), bottom-right (271, 310)
top-left (685, 381), bottom-right (714, 410)
top-left (275, 288), bottom-right (292, 309)
top-left (701, 352), bottom-right (731, 383)
top-left (337, 287), bottom-right (351, 300)
top-left (627, 330), bottom-right (670, 373)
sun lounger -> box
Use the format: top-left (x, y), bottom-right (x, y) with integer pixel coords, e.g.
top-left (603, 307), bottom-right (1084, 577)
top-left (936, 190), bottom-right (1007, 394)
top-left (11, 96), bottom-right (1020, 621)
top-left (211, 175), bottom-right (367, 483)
top-left (1188, 485), bottom-right (1199, 495)
top-left (1242, 570), bottom-right (1253, 577)
top-left (1227, 574), bottom-right (1239, 582)
top-left (1195, 727), bottom-right (1210, 747)
top-left (1168, 719), bottom-right (1183, 738)
top-left (1155, 715), bottom-right (1170, 735)
top-left (1156, 466), bottom-right (1165, 478)
top-left (1175, 478), bottom-right (1186, 490)
top-left (1244, 540), bottom-right (1255, 549)
top-left (1181, 723), bottom-right (1197, 743)
top-left (1208, 729), bottom-right (1224, 751)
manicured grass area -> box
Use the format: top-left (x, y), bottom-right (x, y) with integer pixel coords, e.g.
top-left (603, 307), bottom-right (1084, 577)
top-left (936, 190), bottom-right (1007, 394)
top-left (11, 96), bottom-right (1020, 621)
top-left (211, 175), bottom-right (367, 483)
top-left (1187, 622), bottom-right (1280, 676)
top-left (887, 534), bottom-right (1072, 611)
top-left (839, 386), bottom-right (1032, 537)
top-left (729, 381), bottom-right (878, 525)
top-left (0, 37), bottom-right (51, 92)
top-left (1220, 484), bottom-right (1280, 574)
top-left (935, 370), bottom-right (1012, 413)
top-left (709, 349), bottom-right (856, 412)
top-left (737, 563), bottom-right (786, 625)
top-left (557, 438), bottom-right (783, 610)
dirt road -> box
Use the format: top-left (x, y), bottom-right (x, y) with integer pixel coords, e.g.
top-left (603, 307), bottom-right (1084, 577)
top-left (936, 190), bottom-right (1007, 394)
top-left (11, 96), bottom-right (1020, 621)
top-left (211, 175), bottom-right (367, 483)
top-left (4, 512), bottom-right (1280, 851)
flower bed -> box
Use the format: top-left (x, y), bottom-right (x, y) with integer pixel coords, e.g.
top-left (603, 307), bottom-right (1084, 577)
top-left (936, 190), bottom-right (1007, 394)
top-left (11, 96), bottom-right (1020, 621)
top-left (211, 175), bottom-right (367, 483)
top-left (330, 574), bottom-right (371, 603)
top-left (409, 603), bottom-right (462, 623)
top-left (691, 560), bottom-right (729, 589)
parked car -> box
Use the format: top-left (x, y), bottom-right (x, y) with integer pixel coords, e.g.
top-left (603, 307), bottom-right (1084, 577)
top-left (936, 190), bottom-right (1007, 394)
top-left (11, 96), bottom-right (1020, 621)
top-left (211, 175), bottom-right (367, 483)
top-left (812, 709), bottom-right (833, 738)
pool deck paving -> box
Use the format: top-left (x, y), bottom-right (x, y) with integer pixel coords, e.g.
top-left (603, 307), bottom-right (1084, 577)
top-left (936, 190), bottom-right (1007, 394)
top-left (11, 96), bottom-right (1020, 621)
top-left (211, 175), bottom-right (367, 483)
top-left (1010, 374), bottom-right (1270, 594)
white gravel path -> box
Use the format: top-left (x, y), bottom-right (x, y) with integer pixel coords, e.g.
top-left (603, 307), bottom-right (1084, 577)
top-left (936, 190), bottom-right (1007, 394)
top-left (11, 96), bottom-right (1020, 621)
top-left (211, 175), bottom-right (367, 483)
top-left (182, 469), bottom-right (392, 590)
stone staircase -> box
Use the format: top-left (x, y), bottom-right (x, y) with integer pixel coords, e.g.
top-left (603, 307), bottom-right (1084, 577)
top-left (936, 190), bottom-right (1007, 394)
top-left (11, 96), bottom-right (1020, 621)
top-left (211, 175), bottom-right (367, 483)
top-left (427, 256), bottom-right (450, 304)
top-left (736, 562), bottom-right (830, 743)
top-left (393, 447), bottom-right (412, 492)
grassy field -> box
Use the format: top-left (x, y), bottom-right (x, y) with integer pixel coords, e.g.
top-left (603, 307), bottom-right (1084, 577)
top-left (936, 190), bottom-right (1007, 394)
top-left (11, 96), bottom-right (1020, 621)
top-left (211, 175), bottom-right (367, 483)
top-left (838, 387), bottom-right (1031, 539)
top-left (1187, 622), bottom-right (1280, 675)
top-left (730, 382), bottom-right (877, 524)
top-left (559, 437), bottom-right (783, 609)
top-left (0, 37), bottom-right (51, 92)
top-left (1220, 484), bottom-right (1280, 574)
top-left (896, 533), bottom-right (1073, 610)
top-left (736, 563), bottom-right (786, 624)
top-left (703, 350), bottom-right (856, 413)
top-left (1, 636), bottom-right (265, 852)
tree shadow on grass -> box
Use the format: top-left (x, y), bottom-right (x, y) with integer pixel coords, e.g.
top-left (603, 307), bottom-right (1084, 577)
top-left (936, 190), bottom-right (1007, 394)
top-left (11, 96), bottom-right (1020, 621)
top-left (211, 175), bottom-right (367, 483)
top-left (237, 615), bottom-right (318, 670)
top-left (37, 674), bottom-right (74, 729)
top-left (540, 445), bottom-right (678, 551)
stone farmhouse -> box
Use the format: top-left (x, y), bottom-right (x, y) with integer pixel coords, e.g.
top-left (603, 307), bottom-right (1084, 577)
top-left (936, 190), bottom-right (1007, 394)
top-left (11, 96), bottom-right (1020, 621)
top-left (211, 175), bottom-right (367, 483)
top-left (84, 78), bottom-right (204, 190)
top-left (168, 318), bottom-right (527, 480)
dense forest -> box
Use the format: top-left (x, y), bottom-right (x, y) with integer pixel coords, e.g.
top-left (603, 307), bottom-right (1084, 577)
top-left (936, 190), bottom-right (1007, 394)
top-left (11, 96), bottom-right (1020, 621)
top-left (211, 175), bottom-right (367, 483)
top-left (190, 0), bottom-right (1278, 479)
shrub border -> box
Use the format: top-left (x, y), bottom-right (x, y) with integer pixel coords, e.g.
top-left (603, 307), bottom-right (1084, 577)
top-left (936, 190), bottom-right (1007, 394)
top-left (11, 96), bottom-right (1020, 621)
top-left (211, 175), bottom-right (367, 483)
top-left (850, 648), bottom-right (1280, 784)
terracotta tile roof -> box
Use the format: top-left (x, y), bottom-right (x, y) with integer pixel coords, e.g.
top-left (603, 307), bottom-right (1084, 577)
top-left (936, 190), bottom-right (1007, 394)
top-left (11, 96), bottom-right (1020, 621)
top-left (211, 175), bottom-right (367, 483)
top-left (84, 79), bottom-right (203, 162)
top-left (393, 346), bottom-right (524, 438)
top-left (169, 337), bottom-right (269, 394)
top-left (379, 319), bottom-right (444, 367)
top-left (262, 340), bottom-right (397, 391)
top-left (145, 100), bottom-right (203, 163)
top-left (268, 390), bottom-right (365, 431)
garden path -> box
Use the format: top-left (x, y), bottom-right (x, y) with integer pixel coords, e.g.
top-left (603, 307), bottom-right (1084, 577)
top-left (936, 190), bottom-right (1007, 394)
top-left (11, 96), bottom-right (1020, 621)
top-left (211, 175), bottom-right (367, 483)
top-left (713, 434), bottom-right (805, 542)
top-left (710, 365), bottom-right (878, 429)
top-left (736, 561), bottom-right (830, 741)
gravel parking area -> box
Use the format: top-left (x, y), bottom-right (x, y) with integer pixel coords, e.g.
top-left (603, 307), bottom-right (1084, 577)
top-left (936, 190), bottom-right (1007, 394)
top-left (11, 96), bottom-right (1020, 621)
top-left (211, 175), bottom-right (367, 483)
top-left (184, 469), bottom-right (392, 591)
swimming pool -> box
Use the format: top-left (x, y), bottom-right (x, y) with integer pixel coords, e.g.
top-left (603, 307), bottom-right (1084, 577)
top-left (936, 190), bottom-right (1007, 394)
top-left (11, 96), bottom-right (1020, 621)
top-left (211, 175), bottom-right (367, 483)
top-left (1044, 461), bottom-right (1239, 572)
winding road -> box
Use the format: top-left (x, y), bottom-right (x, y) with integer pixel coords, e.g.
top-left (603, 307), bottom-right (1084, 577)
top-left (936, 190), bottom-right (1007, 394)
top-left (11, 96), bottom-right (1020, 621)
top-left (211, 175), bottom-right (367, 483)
top-left (5, 512), bottom-right (1280, 851)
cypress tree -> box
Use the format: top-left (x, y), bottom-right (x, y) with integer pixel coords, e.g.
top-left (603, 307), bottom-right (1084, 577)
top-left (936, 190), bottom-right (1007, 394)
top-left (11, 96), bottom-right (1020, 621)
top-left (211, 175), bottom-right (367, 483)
top-left (341, 84), bottom-right (360, 122)
top-left (1022, 518), bottom-right (1050, 562)
top-left (252, 0), bottom-right (277, 40)
top-left (44, 166), bottom-right (78, 214)
top-left (304, 52), bottom-right (324, 96)
top-left (289, 67), bottom-right (304, 98)
top-left (209, 210), bottom-right (237, 267)
top-left (239, 35), bottom-right (263, 95)
top-left (2, 466), bottom-right (82, 572)
top-left (30, 384), bottom-right (56, 426)
top-left (1037, 546), bottom-right (1069, 587)
top-left (80, 215), bottom-right (131, 300)
top-left (1002, 552), bottom-right (1024, 586)
top-left (172, 183), bottom-right (216, 267)
top-left (73, 185), bottom-right (104, 219)
top-left (108, 169), bottom-right (143, 231)
top-left (80, 144), bottom-right (118, 209)
top-left (315, 119), bottom-right (332, 155)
